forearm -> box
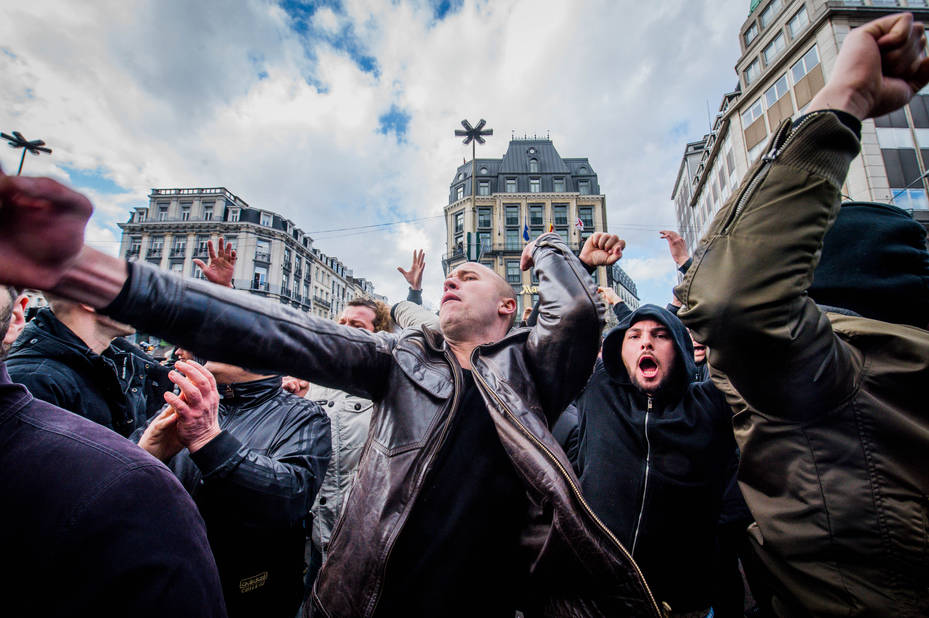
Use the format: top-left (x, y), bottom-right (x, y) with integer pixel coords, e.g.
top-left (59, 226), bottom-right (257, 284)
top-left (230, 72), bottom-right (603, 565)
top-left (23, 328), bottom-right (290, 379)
top-left (50, 247), bottom-right (128, 308)
top-left (101, 261), bottom-right (392, 398)
top-left (391, 299), bottom-right (438, 330)
top-left (528, 233), bottom-right (604, 420)
top-left (675, 111), bottom-right (860, 412)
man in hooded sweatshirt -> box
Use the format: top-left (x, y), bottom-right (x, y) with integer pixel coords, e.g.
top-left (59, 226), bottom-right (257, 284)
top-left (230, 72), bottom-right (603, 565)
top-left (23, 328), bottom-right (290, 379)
top-left (574, 304), bottom-right (736, 616)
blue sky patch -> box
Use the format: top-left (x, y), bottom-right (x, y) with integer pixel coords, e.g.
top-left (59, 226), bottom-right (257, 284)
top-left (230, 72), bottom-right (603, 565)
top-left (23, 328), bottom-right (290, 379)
top-left (377, 105), bottom-right (411, 143)
top-left (279, 0), bottom-right (380, 78)
top-left (431, 0), bottom-right (463, 20)
top-left (62, 165), bottom-right (127, 195)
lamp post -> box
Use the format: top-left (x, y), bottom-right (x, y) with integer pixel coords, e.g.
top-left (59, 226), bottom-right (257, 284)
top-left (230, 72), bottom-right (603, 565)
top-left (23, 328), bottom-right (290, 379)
top-left (1, 131), bottom-right (52, 175)
top-left (454, 119), bottom-right (492, 261)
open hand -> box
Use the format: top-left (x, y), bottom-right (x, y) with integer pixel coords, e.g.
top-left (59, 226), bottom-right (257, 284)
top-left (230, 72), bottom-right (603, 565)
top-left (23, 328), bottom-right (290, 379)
top-left (165, 360), bottom-right (222, 453)
top-left (0, 172), bottom-right (93, 290)
top-left (193, 238), bottom-right (236, 287)
top-left (397, 249), bottom-right (425, 290)
top-left (659, 230), bottom-right (689, 267)
top-left (579, 233), bottom-right (625, 267)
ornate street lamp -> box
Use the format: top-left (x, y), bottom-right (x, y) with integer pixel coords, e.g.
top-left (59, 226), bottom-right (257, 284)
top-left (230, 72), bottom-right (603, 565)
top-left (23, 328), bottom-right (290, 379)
top-left (1, 130), bottom-right (52, 175)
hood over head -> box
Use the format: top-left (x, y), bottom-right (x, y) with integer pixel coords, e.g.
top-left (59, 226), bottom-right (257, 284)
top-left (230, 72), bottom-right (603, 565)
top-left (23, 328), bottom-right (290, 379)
top-left (601, 304), bottom-right (695, 395)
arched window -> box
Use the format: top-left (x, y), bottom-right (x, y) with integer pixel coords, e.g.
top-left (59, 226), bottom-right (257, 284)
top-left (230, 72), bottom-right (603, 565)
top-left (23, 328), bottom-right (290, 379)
top-left (529, 158), bottom-right (539, 173)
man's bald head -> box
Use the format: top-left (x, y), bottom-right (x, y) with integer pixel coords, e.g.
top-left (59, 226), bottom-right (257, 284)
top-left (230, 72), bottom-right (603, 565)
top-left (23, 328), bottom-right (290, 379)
top-left (440, 262), bottom-right (518, 340)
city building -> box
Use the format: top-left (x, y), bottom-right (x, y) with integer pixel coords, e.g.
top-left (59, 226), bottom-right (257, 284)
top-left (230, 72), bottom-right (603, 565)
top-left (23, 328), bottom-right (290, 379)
top-left (443, 136), bottom-right (639, 314)
top-left (118, 187), bottom-right (381, 321)
top-left (673, 0), bottom-right (929, 255)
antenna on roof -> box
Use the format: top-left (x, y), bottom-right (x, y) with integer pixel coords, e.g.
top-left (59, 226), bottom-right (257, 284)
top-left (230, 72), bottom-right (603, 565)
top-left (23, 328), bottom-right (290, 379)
top-left (511, 129), bottom-right (515, 140)
top-left (706, 99), bottom-right (712, 132)
top-left (546, 129), bottom-right (550, 140)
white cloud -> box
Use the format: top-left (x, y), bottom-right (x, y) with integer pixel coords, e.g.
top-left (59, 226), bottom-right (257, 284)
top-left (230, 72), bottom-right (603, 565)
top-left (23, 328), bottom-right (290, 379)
top-left (0, 0), bottom-right (747, 305)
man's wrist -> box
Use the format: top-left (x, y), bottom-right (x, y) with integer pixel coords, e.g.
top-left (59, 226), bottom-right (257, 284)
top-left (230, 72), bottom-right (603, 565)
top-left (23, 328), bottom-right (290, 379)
top-left (806, 84), bottom-right (872, 121)
top-left (51, 247), bottom-right (128, 309)
top-left (186, 426), bottom-right (223, 454)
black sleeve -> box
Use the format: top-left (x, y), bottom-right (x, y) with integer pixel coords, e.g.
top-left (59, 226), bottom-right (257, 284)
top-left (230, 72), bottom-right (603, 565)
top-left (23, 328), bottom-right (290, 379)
top-left (612, 302), bottom-right (632, 322)
top-left (406, 288), bottom-right (423, 305)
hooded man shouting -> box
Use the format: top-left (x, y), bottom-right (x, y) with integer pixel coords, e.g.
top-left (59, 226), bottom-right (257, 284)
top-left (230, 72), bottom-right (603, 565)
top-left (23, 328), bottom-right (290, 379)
top-left (574, 304), bottom-right (736, 616)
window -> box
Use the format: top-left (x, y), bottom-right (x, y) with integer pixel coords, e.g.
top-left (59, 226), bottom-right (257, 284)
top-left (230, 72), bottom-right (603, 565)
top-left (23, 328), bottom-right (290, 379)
top-left (196, 235), bottom-right (210, 256)
top-left (283, 247), bottom-right (292, 269)
top-left (478, 207), bottom-right (492, 228)
top-left (172, 237), bottom-right (186, 256)
top-left (158, 204), bottom-right (169, 221)
top-left (791, 45), bottom-right (820, 84)
top-left (744, 22), bottom-right (758, 47)
top-left (478, 180), bottom-right (490, 196)
top-left (134, 211), bottom-right (146, 223)
top-left (870, 0), bottom-right (899, 5)
top-left (478, 231), bottom-right (491, 252)
top-left (579, 207), bottom-right (594, 229)
top-left (505, 205), bottom-right (520, 226)
top-left (553, 204), bottom-right (568, 225)
top-left (505, 229), bottom-right (521, 250)
top-left (762, 32), bottom-right (786, 65)
top-left (149, 236), bottom-right (164, 252)
top-left (505, 178), bottom-right (517, 192)
top-left (764, 74), bottom-right (789, 108)
top-left (170, 262), bottom-right (183, 274)
top-left (759, 0), bottom-right (782, 29)
top-left (456, 185), bottom-right (464, 200)
top-left (252, 266), bottom-right (268, 290)
top-left (744, 58), bottom-right (760, 86)
top-left (529, 204), bottom-right (544, 226)
top-left (529, 178), bottom-right (541, 193)
top-left (578, 179), bottom-right (591, 195)
top-left (787, 6), bottom-right (809, 38)
top-left (741, 97), bottom-right (765, 126)
top-left (454, 211), bottom-right (464, 233)
top-left (506, 260), bottom-right (521, 285)
top-left (202, 200), bottom-right (214, 221)
top-left (224, 236), bottom-right (237, 252)
top-left (260, 212), bottom-right (273, 227)
top-left (529, 158), bottom-right (539, 173)
top-left (229, 208), bottom-right (240, 222)
top-left (282, 274), bottom-right (290, 297)
top-left (255, 239), bottom-right (271, 262)
top-left (553, 177), bottom-right (565, 192)
top-left (129, 237), bottom-right (141, 254)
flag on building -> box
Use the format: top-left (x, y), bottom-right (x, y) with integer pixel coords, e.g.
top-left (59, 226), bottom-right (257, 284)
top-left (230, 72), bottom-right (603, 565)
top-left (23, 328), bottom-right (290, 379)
top-left (548, 221), bottom-right (554, 233)
top-left (575, 216), bottom-right (584, 231)
top-left (522, 223), bottom-right (530, 242)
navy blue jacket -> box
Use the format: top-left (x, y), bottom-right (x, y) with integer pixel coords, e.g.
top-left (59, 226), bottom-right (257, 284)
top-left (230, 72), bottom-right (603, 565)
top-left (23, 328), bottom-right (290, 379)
top-left (0, 363), bottom-right (226, 617)
top-left (6, 308), bottom-right (170, 436)
top-left (574, 304), bottom-right (736, 613)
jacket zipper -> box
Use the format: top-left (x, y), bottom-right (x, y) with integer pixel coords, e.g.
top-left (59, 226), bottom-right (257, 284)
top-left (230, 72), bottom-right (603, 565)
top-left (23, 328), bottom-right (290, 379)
top-left (631, 396), bottom-right (652, 557)
top-left (471, 361), bottom-right (661, 616)
top-left (723, 111), bottom-right (827, 234)
top-left (365, 345), bottom-right (462, 618)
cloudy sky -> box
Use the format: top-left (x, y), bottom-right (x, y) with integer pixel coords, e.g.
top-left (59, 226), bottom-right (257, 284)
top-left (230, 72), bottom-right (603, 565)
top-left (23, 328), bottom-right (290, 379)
top-left (1, 0), bottom-right (749, 306)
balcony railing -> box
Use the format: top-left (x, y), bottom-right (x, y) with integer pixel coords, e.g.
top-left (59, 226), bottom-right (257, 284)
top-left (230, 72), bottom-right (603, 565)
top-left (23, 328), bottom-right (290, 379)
top-left (126, 247), bottom-right (140, 257)
top-left (282, 261), bottom-right (292, 272)
top-left (251, 280), bottom-right (270, 292)
top-left (146, 248), bottom-right (163, 258)
top-left (193, 247), bottom-right (209, 259)
top-left (170, 247), bottom-right (186, 257)
top-left (313, 295), bottom-right (331, 309)
top-left (254, 251), bottom-right (271, 263)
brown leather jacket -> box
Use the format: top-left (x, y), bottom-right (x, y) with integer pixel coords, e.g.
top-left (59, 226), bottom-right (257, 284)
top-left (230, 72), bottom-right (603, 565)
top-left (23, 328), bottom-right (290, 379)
top-left (105, 233), bottom-right (659, 617)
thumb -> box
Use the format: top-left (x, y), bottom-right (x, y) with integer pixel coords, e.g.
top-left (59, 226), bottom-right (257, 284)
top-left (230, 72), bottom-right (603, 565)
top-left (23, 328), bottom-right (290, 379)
top-left (397, 267), bottom-right (408, 275)
top-left (193, 258), bottom-right (206, 270)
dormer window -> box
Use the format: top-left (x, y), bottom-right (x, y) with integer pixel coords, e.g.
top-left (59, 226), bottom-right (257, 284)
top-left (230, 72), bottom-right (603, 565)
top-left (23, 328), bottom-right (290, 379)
top-left (260, 212), bottom-right (272, 227)
top-left (529, 158), bottom-right (539, 173)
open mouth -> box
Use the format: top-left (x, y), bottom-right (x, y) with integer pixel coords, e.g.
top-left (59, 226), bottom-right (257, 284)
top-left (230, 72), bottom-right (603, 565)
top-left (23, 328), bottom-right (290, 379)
top-left (441, 293), bottom-right (460, 305)
top-left (638, 356), bottom-right (659, 379)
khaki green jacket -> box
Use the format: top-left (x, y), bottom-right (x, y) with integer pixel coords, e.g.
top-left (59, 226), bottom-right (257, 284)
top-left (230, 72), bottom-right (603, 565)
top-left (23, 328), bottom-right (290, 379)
top-left (676, 112), bottom-right (929, 617)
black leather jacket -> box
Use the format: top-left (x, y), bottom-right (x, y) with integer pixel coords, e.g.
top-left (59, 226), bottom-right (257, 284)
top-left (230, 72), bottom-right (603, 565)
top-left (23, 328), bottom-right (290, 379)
top-left (163, 376), bottom-right (330, 618)
top-left (104, 233), bottom-right (660, 617)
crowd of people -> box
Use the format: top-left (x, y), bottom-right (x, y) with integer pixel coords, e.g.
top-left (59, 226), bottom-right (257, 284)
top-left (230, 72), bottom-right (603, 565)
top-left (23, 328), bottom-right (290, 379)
top-left (1, 12), bottom-right (929, 618)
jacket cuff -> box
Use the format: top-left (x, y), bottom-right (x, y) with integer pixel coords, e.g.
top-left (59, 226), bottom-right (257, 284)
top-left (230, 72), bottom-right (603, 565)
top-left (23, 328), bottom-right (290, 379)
top-left (190, 430), bottom-right (242, 477)
top-left (406, 287), bottom-right (423, 305)
top-left (102, 260), bottom-right (136, 316)
top-left (776, 111), bottom-right (860, 191)
top-left (677, 257), bottom-right (693, 275)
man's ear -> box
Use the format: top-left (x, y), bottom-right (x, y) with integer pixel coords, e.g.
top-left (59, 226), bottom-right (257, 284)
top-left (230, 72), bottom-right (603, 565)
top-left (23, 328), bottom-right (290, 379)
top-left (498, 297), bottom-right (517, 319)
top-left (3, 294), bottom-right (29, 347)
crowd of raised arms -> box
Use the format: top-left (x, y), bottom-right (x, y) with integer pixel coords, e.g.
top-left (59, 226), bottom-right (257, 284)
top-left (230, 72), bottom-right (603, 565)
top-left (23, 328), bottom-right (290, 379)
top-left (1, 13), bottom-right (928, 618)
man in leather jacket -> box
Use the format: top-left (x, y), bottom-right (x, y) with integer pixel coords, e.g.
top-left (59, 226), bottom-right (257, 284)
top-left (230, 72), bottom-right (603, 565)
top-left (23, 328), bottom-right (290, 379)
top-left (138, 359), bottom-right (330, 618)
top-left (0, 187), bottom-right (661, 616)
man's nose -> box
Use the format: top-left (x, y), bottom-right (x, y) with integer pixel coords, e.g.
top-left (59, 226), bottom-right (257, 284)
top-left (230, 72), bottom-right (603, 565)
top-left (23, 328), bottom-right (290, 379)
top-left (444, 278), bottom-right (458, 292)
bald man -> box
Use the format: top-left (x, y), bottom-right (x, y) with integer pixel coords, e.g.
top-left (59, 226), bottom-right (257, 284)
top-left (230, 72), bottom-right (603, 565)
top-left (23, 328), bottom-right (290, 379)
top-left (0, 174), bottom-right (659, 615)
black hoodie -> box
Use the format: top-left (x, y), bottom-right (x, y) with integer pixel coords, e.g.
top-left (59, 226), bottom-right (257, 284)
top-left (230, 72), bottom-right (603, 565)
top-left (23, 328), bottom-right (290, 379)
top-left (574, 304), bottom-right (736, 613)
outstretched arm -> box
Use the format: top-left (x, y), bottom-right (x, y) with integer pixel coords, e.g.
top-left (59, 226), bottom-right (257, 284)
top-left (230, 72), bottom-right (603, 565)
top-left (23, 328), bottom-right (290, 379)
top-left (398, 249), bottom-right (425, 304)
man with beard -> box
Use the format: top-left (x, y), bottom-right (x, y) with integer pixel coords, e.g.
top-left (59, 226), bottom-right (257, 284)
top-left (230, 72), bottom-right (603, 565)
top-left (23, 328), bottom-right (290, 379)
top-left (6, 293), bottom-right (170, 436)
top-left (574, 305), bottom-right (735, 616)
top-left (0, 283), bottom-right (226, 616)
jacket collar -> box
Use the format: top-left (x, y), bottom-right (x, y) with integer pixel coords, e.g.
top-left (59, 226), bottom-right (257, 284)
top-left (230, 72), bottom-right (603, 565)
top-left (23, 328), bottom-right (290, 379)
top-left (218, 375), bottom-right (283, 409)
